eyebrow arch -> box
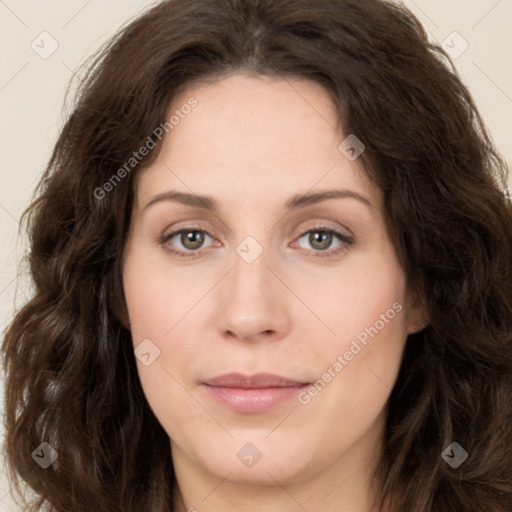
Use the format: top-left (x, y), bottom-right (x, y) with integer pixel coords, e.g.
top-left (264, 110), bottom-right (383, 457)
top-left (142, 188), bottom-right (375, 213)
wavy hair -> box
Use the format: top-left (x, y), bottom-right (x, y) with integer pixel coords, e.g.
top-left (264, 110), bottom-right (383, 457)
top-left (2, 0), bottom-right (512, 510)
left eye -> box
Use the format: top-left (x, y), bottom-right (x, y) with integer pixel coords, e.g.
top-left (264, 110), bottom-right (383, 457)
top-left (160, 227), bottom-right (353, 258)
top-left (295, 229), bottom-right (351, 253)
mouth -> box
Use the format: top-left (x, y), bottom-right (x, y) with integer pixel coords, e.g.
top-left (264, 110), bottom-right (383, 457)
top-left (201, 372), bottom-right (311, 413)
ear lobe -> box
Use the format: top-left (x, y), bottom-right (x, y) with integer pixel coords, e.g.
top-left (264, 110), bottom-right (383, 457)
top-left (113, 292), bottom-right (131, 330)
top-left (408, 318), bottom-right (429, 334)
top-left (109, 270), bottom-right (131, 331)
top-left (406, 289), bottom-right (429, 335)
top-left (116, 305), bottom-right (131, 331)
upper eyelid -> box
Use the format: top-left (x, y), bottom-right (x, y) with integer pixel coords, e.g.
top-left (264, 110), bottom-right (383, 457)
top-left (163, 221), bottom-right (350, 236)
top-left (161, 216), bottom-right (353, 236)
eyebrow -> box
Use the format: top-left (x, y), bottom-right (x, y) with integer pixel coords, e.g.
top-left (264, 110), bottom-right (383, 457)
top-left (142, 188), bottom-right (375, 213)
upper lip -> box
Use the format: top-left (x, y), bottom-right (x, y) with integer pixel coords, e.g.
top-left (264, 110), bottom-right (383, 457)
top-left (203, 372), bottom-right (309, 388)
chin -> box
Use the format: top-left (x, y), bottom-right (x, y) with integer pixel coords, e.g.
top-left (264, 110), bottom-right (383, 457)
top-left (174, 430), bottom-right (315, 485)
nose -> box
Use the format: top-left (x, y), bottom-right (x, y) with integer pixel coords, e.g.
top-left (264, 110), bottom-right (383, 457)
top-left (214, 243), bottom-right (291, 343)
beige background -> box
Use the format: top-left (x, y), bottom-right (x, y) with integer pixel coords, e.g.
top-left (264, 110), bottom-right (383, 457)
top-left (1, 0), bottom-right (511, 509)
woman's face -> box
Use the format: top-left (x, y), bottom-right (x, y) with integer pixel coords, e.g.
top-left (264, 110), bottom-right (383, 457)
top-left (122, 73), bottom-right (424, 490)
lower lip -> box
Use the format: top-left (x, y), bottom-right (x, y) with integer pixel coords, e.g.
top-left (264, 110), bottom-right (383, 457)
top-left (202, 384), bottom-right (309, 413)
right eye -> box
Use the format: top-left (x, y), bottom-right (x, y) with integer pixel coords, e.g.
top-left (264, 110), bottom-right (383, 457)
top-left (159, 228), bottom-right (217, 258)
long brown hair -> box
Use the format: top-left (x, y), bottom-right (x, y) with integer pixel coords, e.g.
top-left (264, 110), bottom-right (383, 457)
top-left (2, 0), bottom-right (512, 510)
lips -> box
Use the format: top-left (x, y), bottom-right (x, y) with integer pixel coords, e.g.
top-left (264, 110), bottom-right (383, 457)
top-left (202, 372), bottom-right (310, 413)
top-left (203, 372), bottom-right (309, 388)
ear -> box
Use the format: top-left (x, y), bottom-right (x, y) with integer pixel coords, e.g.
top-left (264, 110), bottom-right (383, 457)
top-left (115, 300), bottom-right (131, 331)
top-left (109, 269), bottom-right (131, 331)
top-left (113, 289), bottom-right (131, 330)
top-left (406, 288), bottom-right (429, 334)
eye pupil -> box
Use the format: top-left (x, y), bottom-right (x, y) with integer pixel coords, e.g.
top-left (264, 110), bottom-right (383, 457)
top-left (310, 231), bottom-right (332, 250)
top-left (182, 230), bottom-right (204, 249)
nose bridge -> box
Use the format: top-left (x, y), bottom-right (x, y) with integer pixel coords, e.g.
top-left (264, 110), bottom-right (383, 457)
top-left (215, 235), bottom-right (289, 341)
top-left (229, 237), bottom-right (274, 310)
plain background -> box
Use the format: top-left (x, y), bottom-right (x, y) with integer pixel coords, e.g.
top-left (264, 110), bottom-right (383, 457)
top-left (1, 0), bottom-right (511, 509)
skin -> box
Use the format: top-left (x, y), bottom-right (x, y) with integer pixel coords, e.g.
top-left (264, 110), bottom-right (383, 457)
top-left (122, 72), bottom-right (426, 512)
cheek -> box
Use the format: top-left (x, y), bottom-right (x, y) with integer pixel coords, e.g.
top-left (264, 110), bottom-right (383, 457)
top-left (122, 244), bottom-right (209, 340)
top-left (291, 246), bottom-right (409, 413)
top-left (122, 247), bottom-right (213, 427)
top-left (292, 245), bottom-right (408, 355)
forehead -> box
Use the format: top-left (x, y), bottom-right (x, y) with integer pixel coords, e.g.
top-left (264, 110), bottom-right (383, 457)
top-left (134, 72), bottom-right (380, 210)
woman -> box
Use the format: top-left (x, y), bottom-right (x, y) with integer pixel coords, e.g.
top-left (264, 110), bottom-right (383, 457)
top-left (2, 0), bottom-right (511, 511)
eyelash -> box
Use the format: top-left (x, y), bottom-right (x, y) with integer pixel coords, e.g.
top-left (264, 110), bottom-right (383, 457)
top-left (158, 224), bottom-right (354, 260)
